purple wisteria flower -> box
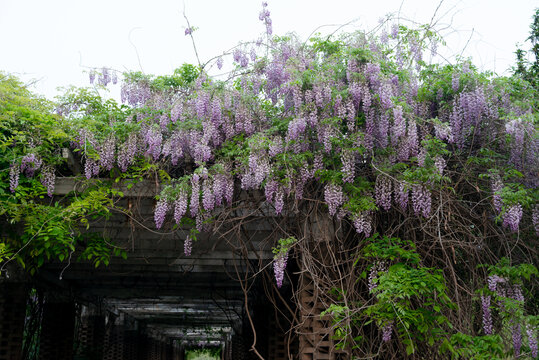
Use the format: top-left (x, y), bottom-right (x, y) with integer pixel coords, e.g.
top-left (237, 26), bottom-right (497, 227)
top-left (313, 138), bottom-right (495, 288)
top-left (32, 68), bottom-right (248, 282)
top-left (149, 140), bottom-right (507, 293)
top-left (491, 175), bottom-right (503, 213)
top-left (144, 127), bottom-right (162, 161)
top-left (368, 261), bottom-right (387, 292)
top-left (341, 150), bottom-right (355, 183)
top-left (352, 212), bottom-right (372, 237)
top-left (184, 235), bottom-right (192, 256)
top-left (21, 153), bottom-right (42, 177)
top-left (274, 189), bottom-right (284, 215)
top-left (84, 158), bottom-right (100, 179)
top-left (9, 163), bottom-right (20, 193)
top-left (434, 156), bottom-right (446, 176)
top-left (452, 72), bottom-right (459, 92)
top-left (412, 184), bottom-right (431, 217)
top-left (40, 166), bottom-right (55, 197)
top-left (382, 323), bottom-right (393, 342)
top-left (324, 183), bottom-right (344, 217)
top-left (502, 204), bottom-right (523, 232)
top-left (375, 175), bottom-right (392, 211)
top-left (513, 322), bottom-right (522, 358)
top-left (481, 295), bottom-right (493, 335)
top-left (259, 2), bottom-right (272, 35)
top-left (202, 179), bottom-right (215, 211)
top-left (174, 190), bottom-right (188, 224)
top-left (99, 135), bottom-right (116, 171)
top-left (190, 174), bottom-right (200, 216)
top-left (395, 181), bottom-right (409, 210)
top-left (154, 198), bottom-right (169, 229)
top-left (274, 251), bottom-right (288, 288)
top-left (533, 205), bottom-right (539, 236)
top-left (527, 325), bottom-right (538, 358)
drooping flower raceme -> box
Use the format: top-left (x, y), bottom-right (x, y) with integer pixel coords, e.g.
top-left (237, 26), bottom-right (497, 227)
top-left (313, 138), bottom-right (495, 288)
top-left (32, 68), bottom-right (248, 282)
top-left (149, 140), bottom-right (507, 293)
top-left (502, 204), bottom-right (523, 232)
top-left (324, 183), bottom-right (344, 217)
top-left (174, 190), bottom-right (188, 224)
top-left (117, 133), bottom-right (138, 172)
top-left (144, 127), bottom-right (162, 161)
top-left (375, 175), bottom-right (392, 211)
top-left (89, 70), bottom-right (96, 84)
top-left (259, 2), bottom-right (272, 35)
top-left (273, 251), bottom-right (288, 288)
top-left (274, 189), bottom-right (284, 215)
top-left (154, 198), bottom-right (169, 229)
top-left (452, 72), bottom-right (459, 92)
top-left (513, 322), bottom-right (522, 358)
top-left (20, 153), bottom-right (42, 177)
top-left (84, 158), bottom-right (100, 179)
top-left (341, 150), bottom-right (355, 183)
top-left (99, 135), bottom-right (116, 171)
top-left (527, 325), bottom-right (538, 358)
top-left (190, 175), bottom-right (200, 216)
top-left (382, 323), bottom-right (393, 342)
top-left (202, 179), bottom-right (215, 211)
top-left (481, 295), bottom-right (493, 335)
top-left (395, 181), bottom-right (409, 210)
top-left (368, 261), bottom-right (387, 292)
top-left (9, 163), bottom-right (20, 193)
top-left (533, 205), bottom-right (539, 236)
top-left (40, 167), bottom-right (56, 197)
top-left (412, 184), bottom-right (432, 217)
top-left (184, 235), bottom-right (192, 256)
top-left (368, 261), bottom-right (393, 342)
top-left (352, 212), bottom-right (372, 237)
top-left (491, 175), bottom-right (503, 213)
top-left (434, 156), bottom-right (446, 176)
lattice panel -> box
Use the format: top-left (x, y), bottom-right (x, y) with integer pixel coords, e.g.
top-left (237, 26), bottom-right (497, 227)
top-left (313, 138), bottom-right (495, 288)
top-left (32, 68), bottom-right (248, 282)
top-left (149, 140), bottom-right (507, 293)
top-left (123, 330), bottom-right (139, 359)
top-left (38, 301), bottom-right (75, 360)
top-left (0, 284), bottom-right (26, 360)
top-left (76, 315), bottom-right (105, 359)
top-left (298, 277), bottom-right (348, 360)
top-left (102, 325), bottom-right (125, 360)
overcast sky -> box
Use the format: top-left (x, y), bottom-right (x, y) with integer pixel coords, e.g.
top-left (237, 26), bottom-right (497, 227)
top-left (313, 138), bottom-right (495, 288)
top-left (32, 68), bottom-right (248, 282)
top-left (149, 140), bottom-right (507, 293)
top-left (0, 0), bottom-right (537, 100)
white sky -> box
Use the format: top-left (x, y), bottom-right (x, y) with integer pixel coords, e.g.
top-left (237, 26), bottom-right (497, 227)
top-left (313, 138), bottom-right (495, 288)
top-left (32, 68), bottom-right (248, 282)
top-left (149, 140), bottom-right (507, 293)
top-left (0, 0), bottom-right (537, 100)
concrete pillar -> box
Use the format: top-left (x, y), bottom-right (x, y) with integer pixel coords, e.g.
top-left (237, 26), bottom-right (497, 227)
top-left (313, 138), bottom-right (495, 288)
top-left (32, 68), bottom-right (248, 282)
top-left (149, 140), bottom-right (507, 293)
top-left (76, 305), bottom-right (105, 360)
top-left (0, 282), bottom-right (27, 360)
top-left (38, 295), bottom-right (76, 360)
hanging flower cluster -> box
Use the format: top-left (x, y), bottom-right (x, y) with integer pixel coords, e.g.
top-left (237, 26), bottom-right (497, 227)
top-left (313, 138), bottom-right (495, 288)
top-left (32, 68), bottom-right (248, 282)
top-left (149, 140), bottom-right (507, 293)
top-left (481, 273), bottom-right (537, 356)
top-left (21, 1), bottom-right (534, 273)
top-left (368, 261), bottom-right (393, 342)
top-left (271, 237), bottom-right (296, 288)
top-left (273, 251), bottom-right (288, 288)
